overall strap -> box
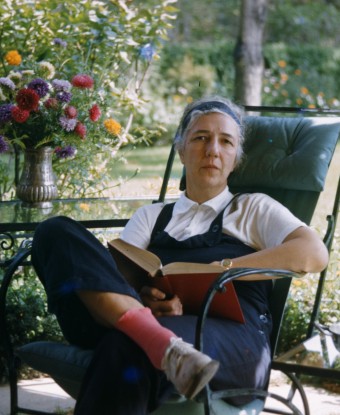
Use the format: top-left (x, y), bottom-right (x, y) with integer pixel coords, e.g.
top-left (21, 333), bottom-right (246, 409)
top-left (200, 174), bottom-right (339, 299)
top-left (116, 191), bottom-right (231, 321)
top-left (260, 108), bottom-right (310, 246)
top-left (150, 193), bottom-right (242, 243)
top-left (150, 202), bottom-right (175, 241)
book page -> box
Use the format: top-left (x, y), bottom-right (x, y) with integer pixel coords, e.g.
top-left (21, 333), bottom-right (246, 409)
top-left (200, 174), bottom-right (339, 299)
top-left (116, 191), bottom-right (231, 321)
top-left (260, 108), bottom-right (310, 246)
top-left (108, 238), bottom-right (162, 275)
top-left (162, 261), bottom-right (225, 275)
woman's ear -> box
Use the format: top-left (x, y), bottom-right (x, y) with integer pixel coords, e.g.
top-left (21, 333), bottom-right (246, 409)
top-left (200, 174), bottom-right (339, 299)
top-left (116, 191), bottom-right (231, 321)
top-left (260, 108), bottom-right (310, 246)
top-left (178, 149), bottom-right (185, 164)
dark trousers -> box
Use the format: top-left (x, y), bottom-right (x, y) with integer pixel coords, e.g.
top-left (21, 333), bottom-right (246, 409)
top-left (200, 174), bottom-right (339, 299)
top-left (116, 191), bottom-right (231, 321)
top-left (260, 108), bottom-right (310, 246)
top-left (32, 216), bottom-right (172, 414)
top-left (32, 216), bottom-right (272, 414)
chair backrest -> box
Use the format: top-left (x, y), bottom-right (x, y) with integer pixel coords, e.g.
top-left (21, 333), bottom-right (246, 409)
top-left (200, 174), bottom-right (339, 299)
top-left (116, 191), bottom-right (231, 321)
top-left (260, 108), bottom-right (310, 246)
top-left (230, 116), bottom-right (340, 353)
top-left (167, 115), bottom-right (340, 354)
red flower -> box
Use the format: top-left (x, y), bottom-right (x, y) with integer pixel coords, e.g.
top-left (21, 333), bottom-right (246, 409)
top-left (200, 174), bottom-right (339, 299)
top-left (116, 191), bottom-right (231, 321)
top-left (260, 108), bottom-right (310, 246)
top-left (74, 122), bottom-right (87, 139)
top-left (15, 88), bottom-right (40, 111)
top-left (89, 104), bottom-right (101, 122)
top-left (44, 98), bottom-right (59, 109)
top-left (64, 105), bottom-right (78, 119)
top-left (71, 74), bottom-right (94, 89)
top-left (11, 106), bottom-right (30, 123)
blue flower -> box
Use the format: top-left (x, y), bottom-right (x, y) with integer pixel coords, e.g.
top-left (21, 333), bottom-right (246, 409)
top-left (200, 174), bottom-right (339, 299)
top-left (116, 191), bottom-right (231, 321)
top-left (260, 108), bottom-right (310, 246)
top-left (0, 77), bottom-right (16, 90)
top-left (56, 91), bottom-right (72, 103)
top-left (55, 145), bottom-right (76, 159)
top-left (0, 135), bottom-right (9, 153)
top-left (0, 104), bottom-right (14, 124)
top-left (139, 43), bottom-right (155, 62)
top-left (52, 79), bottom-right (72, 92)
top-left (59, 116), bottom-right (77, 131)
top-left (27, 78), bottom-right (49, 98)
top-left (53, 38), bottom-right (67, 48)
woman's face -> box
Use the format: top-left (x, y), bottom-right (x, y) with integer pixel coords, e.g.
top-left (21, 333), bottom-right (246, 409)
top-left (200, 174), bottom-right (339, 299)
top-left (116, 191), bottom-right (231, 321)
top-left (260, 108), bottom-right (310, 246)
top-left (179, 112), bottom-right (240, 203)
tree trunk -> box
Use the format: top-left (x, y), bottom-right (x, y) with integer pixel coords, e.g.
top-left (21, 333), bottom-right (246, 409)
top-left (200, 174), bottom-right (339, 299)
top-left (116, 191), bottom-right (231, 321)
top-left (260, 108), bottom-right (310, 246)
top-left (233, 0), bottom-right (268, 106)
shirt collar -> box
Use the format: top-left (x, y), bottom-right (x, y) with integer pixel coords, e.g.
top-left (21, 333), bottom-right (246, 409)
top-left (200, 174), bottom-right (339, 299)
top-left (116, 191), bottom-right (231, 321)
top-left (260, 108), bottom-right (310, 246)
top-left (174, 186), bottom-right (234, 215)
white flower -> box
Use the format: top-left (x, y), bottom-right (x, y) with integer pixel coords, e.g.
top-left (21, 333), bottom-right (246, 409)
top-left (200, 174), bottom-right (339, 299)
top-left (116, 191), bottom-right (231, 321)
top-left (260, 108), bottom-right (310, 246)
top-left (39, 61), bottom-right (56, 79)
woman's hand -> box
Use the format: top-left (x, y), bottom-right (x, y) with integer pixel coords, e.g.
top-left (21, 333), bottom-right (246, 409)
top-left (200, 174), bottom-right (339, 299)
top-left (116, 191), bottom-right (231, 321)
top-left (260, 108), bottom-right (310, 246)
top-left (139, 286), bottom-right (183, 317)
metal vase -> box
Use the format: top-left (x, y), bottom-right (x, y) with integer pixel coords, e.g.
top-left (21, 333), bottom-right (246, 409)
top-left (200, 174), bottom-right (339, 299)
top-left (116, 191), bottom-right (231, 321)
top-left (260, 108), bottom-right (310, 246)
top-left (16, 147), bottom-right (58, 208)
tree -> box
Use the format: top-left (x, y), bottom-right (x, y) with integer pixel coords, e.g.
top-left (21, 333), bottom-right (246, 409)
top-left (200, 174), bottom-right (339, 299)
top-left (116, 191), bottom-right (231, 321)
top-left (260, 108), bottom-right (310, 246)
top-left (233, 0), bottom-right (268, 105)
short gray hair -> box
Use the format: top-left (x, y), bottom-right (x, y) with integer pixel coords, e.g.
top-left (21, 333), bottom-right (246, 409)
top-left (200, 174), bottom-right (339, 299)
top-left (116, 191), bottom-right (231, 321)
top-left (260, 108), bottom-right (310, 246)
top-left (174, 96), bottom-right (245, 167)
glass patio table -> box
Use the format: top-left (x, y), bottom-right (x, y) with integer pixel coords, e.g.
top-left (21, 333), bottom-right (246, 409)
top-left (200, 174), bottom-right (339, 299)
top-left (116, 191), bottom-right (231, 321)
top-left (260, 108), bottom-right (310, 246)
top-left (0, 196), bottom-right (178, 258)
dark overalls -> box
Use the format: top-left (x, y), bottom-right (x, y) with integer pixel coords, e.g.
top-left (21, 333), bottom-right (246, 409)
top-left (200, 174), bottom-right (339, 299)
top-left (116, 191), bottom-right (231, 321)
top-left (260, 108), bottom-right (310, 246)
top-left (32, 202), bottom-right (272, 415)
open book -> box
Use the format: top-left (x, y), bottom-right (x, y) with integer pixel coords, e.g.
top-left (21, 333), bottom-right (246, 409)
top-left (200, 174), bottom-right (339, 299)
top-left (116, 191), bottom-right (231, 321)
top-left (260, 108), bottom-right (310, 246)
top-left (108, 238), bottom-right (245, 323)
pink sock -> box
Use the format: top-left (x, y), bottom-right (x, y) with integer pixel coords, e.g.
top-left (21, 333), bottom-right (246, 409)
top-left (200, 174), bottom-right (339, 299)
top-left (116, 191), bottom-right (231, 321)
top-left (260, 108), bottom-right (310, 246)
top-left (115, 307), bottom-right (177, 369)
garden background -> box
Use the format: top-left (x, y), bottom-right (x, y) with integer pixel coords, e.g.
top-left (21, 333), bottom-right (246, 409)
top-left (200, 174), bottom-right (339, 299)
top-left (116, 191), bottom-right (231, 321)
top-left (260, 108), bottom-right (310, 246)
top-left (0, 0), bottom-right (339, 384)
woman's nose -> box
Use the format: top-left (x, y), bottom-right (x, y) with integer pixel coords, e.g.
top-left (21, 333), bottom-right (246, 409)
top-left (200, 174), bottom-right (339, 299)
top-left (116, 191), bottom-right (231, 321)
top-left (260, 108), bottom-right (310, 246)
top-left (205, 138), bottom-right (219, 157)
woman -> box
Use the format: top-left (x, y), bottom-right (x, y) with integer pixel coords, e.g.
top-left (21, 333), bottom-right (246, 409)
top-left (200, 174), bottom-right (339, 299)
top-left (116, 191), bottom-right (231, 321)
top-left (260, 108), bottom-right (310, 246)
top-left (32, 96), bottom-right (328, 415)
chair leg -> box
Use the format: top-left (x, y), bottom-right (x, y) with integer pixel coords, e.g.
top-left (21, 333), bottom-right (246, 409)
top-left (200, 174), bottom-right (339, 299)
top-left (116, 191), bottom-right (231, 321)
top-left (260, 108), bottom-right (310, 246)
top-left (9, 356), bottom-right (20, 415)
top-left (284, 373), bottom-right (310, 415)
top-left (264, 372), bottom-right (310, 415)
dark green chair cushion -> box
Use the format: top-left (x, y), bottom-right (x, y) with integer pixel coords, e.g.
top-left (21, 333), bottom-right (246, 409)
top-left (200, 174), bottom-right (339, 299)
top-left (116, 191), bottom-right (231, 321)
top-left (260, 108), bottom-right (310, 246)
top-left (16, 342), bottom-right (265, 414)
top-left (229, 116), bottom-right (340, 192)
top-left (16, 341), bottom-right (92, 399)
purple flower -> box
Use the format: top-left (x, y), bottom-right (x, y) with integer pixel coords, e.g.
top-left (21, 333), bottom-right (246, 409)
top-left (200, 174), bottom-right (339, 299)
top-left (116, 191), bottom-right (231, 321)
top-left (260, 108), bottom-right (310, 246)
top-left (55, 145), bottom-right (76, 159)
top-left (0, 135), bottom-right (9, 153)
top-left (0, 77), bottom-right (16, 90)
top-left (53, 38), bottom-right (67, 48)
top-left (52, 79), bottom-right (71, 92)
top-left (139, 43), bottom-right (155, 62)
top-left (0, 104), bottom-right (14, 124)
top-left (59, 116), bottom-right (77, 131)
top-left (27, 78), bottom-right (49, 98)
top-left (56, 91), bottom-right (72, 103)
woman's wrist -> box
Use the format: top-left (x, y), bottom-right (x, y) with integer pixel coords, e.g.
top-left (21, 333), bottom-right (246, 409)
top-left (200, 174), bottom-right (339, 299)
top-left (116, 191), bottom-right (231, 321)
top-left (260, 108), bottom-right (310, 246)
top-left (220, 258), bottom-right (233, 270)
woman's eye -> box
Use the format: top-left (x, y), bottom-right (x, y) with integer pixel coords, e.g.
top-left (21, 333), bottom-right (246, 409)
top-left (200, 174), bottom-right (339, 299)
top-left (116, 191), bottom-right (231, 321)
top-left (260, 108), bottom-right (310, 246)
top-left (222, 138), bottom-right (234, 146)
top-left (194, 136), bottom-right (207, 141)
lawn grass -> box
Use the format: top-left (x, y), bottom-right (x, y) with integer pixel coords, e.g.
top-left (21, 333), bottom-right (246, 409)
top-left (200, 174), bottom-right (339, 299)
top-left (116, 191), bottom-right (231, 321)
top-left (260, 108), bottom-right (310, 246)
top-left (110, 146), bottom-right (183, 179)
top-left (106, 145), bottom-right (183, 198)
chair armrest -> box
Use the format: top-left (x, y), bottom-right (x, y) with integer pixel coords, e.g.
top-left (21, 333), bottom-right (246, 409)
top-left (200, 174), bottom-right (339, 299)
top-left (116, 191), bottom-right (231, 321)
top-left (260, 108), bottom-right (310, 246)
top-left (195, 267), bottom-right (301, 351)
top-left (0, 240), bottom-right (32, 359)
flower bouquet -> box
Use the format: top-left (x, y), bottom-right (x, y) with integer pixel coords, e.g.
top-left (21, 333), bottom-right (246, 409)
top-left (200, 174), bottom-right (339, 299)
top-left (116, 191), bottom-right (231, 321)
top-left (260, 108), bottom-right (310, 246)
top-left (0, 50), bottom-right (122, 159)
top-left (0, 50), bottom-right (125, 206)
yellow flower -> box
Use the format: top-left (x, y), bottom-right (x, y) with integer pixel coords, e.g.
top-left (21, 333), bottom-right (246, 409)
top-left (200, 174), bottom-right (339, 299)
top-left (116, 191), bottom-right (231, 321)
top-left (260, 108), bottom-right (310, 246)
top-left (79, 203), bottom-right (90, 212)
top-left (278, 60), bottom-right (287, 68)
top-left (300, 86), bottom-right (309, 95)
top-left (5, 50), bottom-right (22, 65)
top-left (296, 98), bottom-right (303, 105)
top-left (280, 73), bottom-right (288, 83)
top-left (104, 118), bottom-right (121, 135)
top-left (294, 69), bottom-right (302, 76)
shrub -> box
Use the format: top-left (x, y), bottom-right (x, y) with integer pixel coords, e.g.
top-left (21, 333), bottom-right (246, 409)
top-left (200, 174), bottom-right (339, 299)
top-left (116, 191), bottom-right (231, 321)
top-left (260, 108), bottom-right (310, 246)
top-left (0, 265), bottom-right (63, 382)
top-left (276, 233), bottom-right (340, 355)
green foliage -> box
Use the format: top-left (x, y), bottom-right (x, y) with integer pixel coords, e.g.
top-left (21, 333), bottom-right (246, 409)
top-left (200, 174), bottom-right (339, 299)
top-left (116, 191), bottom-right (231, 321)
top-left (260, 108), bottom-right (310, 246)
top-left (276, 234), bottom-right (340, 354)
top-left (267, 0), bottom-right (340, 47)
top-left (0, 266), bottom-right (63, 382)
top-left (172, 0), bottom-right (340, 47)
top-left (0, 0), bottom-right (178, 199)
top-left (141, 40), bottom-right (340, 146)
top-left (170, 0), bottom-right (240, 43)
top-left (263, 44), bottom-right (340, 108)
